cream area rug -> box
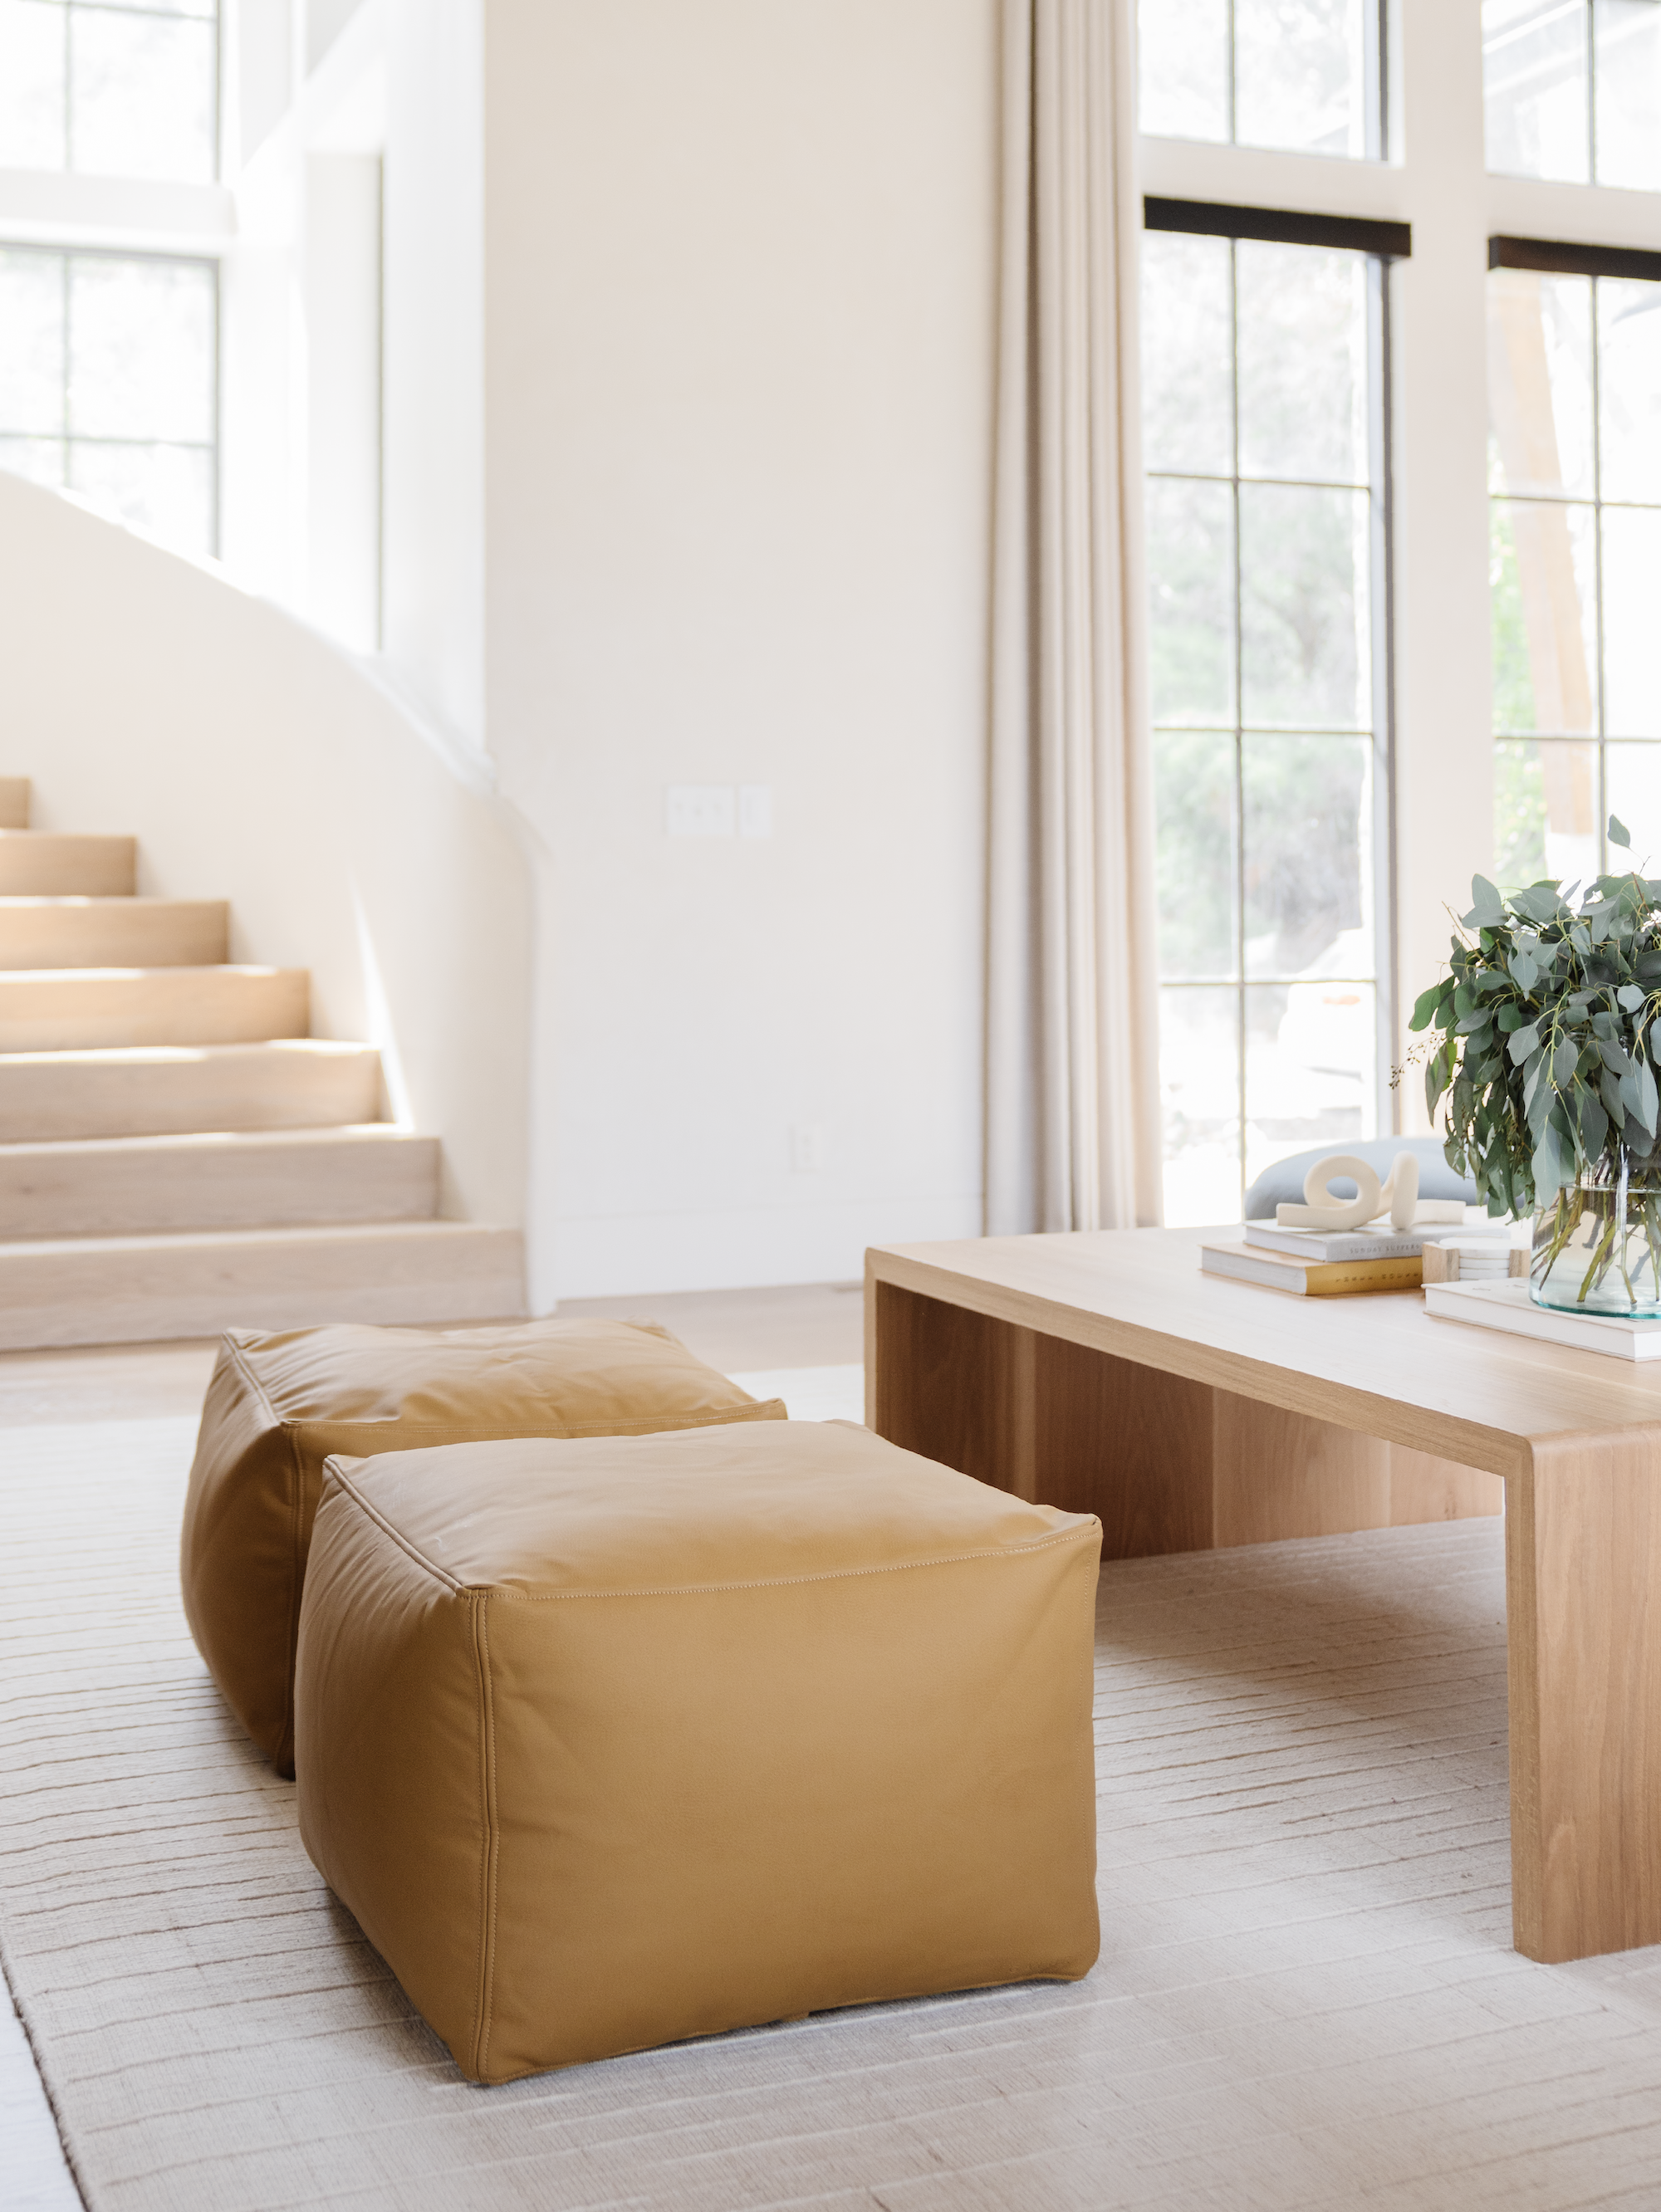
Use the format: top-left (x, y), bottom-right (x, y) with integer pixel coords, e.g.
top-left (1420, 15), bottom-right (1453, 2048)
top-left (8, 1414), bottom-right (1661, 2211)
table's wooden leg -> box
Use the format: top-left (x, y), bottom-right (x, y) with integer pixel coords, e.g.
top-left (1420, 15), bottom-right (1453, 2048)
top-left (1507, 1427), bottom-right (1661, 1963)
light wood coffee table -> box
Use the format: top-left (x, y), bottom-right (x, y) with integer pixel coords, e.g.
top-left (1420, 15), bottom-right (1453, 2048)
top-left (865, 1226), bottom-right (1661, 1966)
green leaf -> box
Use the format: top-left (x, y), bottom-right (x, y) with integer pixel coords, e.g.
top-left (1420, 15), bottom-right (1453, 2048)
top-left (1508, 1023), bottom-right (1541, 1064)
top-left (1639, 1059), bottom-right (1659, 1136)
top-left (1601, 1069), bottom-right (1627, 1126)
top-left (1409, 982), bottom-right (1444, 1034)
top-left (1610, 813), bottom-right (1632, 849)
top-left (1621, 985), bottom-right (1649, 1010)
top-left (1497, 1003), bottom-right (1524, 1032)
top-left (1468, 874), bottom-right (1507, 926)
top-left (1580, 1089), bottom-right (1610, 1158)
top-left (1552, 1036), bottom-right (1579, 1087)
top-left (1511, 953), bottom-right (1540, 991)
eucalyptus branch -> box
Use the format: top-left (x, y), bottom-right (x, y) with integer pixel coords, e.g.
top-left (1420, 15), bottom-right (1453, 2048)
top-left (1409, 817), bottom-right (1661, 1219)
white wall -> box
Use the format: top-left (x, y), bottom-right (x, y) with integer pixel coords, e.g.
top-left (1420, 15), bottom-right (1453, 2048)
top-left (0, 472), bottom-right (531, 1230)
top-left (483, 0), bottom-right (1001, 1300)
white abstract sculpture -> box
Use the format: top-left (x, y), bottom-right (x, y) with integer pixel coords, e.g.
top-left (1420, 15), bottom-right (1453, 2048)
top-left (1274, 1151), bottom-right (1466, 1233)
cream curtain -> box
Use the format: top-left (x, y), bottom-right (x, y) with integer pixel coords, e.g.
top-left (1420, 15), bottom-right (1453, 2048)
top-left (986, 0), bottom-right (1163, 1236)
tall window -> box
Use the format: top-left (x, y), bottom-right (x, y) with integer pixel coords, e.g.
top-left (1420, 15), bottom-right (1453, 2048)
top-left (1484, 0), bottom-right (1661, 188)
top-left (0, 0), bottom-right (218, 182)
top-left (1139, 0), bottom-right (1384, 159)
top-left (0, 246), bottom-right (217, 556)
top-left (1145, 208), bottom-right (1394, 1226)
top-left (1491, 241), bottom-right (1661, 885)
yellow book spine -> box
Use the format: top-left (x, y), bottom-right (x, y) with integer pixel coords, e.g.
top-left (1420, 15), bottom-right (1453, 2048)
top-left (1301, 1257), bottom-right (1423, 1294)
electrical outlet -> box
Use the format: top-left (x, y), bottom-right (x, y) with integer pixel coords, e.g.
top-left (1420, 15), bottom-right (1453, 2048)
top-left (790, 1123), bottom-right (826, 1175)
top-left (665, 785), bottom-right (737, 837)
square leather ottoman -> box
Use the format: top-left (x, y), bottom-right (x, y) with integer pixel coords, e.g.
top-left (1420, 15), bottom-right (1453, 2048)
top-left (182, 1318), bottom-right (783, 1772)
top-left (295, 1420), bottom-right (1101, 2082)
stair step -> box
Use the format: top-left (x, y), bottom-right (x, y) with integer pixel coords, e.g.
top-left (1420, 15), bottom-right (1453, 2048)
top-left (0, 781), bottom-right (27, 831)
top-left (0, 1040), bottom-right (385, 1142)
top-left (0, 898), bottom-right (228, 968)
top-left (0, 834), bottom-right (136, 897)
top-left (0, 967), bottom-right (308, 1051)
top-left (0, 1221), bottom-right (527, 1348)
top-left (0, 1128), bottom-right (439, 1238)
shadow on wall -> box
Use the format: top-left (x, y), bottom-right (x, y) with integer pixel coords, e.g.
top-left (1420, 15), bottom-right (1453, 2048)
top-left (0, 473), bottom-right (532, 1231)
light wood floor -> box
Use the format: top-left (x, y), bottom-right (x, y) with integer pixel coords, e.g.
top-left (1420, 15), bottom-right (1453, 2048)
top-left (7, 1309), bottom-right (1661, 2209)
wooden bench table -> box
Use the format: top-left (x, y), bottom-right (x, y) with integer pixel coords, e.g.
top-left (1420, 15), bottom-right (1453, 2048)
top-left (865, 1226), bottom-right (1661, 1965)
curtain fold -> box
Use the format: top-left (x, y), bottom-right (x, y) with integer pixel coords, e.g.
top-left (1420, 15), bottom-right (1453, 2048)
top-left (986, 0), bottom-right (1163, 1236)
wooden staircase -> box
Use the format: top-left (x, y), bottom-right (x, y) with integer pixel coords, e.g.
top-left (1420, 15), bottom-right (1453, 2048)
top-left (0, 777), bottom-right (524, 1348)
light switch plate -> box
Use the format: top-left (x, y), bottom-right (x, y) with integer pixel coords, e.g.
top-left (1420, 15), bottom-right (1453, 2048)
top-left (665, 785), bottom-right (737, 837)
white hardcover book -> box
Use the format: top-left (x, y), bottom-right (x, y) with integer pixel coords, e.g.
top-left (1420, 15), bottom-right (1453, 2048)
top-left (1422, 1277), bottom-right (1661, 1362)
top-left (1244, 1216), bottom-right (1510, 1264)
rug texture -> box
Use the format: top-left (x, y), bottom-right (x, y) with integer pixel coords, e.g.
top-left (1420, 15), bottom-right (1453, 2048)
top-left (7, 1417), bottom-right (1661, 2211)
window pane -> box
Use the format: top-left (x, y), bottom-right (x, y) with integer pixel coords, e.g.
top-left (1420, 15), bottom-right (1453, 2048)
top-left (1235, 0), bottom-right (1368, 158)
top-left (67, 257), bottom-right (214, 443)
top-left (0, 434), bottom-right (64, 489)
top-left (67, 438), bottom-right (213, 558)
top-left (1142, 232), bottom-right (1232, 477)
top-left (1155, 730), bottom-right (1237, 980)
top-left (1237, 241), bottom-right (1369, 487)
top-left (1601, 506), bottom-right (1661, 737)
top-left (1138, 0), bottom-right (1229, 141)
top-left (1488, 269), bottom-right (1595, 501)
top-left (1147, 476), bottom-right (1236, 726)
top-left (1242, 734), bottom-right (1372, 980)
top-left (1484, 0), bottom-right (1591, 181)
top-left (1496, 738), bottom-right (1600, 884)
top-left (71, 7), bottom-right (215, 183)
top-left (1598, 277), bottom-right (1661, 505)
top-left (0, 0), bottom-right (66, 169)
top-left (1246, 980), bottom-right (1376, 1196)
top-left (1605, 743), bottom-right (1661, 870)
top-left (1593, 0), bottom-right (1661, 189)
top-left (96, 0), bottom-right (214, 15)
top-left (0, 251), bottom-right (65, 437)
top-left (1160, 985), bottom-right (1240, 1227)
top-left (1490, 497), bottom-right (1598, 733)
top-left (1238, 482), bottom-right (1369, 729)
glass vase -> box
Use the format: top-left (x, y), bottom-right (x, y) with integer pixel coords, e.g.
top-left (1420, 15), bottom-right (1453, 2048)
top-left (1531, 1176), bottom-right (1661, 1318)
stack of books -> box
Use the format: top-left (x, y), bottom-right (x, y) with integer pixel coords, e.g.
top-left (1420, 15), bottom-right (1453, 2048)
top-left (1200, 1216), bottom-right (1512, 1298)
top-left (1423, 1276), bottom-right (1661, 1361)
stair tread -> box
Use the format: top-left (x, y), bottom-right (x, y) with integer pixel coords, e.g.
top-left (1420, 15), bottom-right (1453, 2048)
top-left (0, 896), bottom-right (220, 908)
top-left (0, 1220), bottom-right (507, 1258)
top-left (0, 962), bottom-right (289, 980)
top-left (0, 1125), bottom-right (417, 1157)
top-left (0, 1039), bottom-right (372, 1065)
top-left (0, 1123), bottom-right (414, 1158)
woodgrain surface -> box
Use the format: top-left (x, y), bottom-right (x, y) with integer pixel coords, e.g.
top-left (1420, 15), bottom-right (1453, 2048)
top-left (868, 1228), bottom-right (1661, 1964)
top-left (869, 1227), bottom-right (1661, 1472)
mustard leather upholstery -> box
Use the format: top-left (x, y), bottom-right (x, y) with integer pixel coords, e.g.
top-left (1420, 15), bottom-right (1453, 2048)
top-left (296, 1421), bottom-right (1102, 2083)
top-left (181, 1319), bottom-right (785, 1774)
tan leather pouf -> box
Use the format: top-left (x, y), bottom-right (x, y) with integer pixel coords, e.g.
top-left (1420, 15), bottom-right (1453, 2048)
top-left (296, 1420), bottom-right (1102, 2083)
top-left (182, 1319), bottom-right (784, 1774)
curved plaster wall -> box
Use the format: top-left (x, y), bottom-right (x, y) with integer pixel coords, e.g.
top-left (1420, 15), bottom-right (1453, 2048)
top-left (0, 472), bottom-right (531, 1231)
